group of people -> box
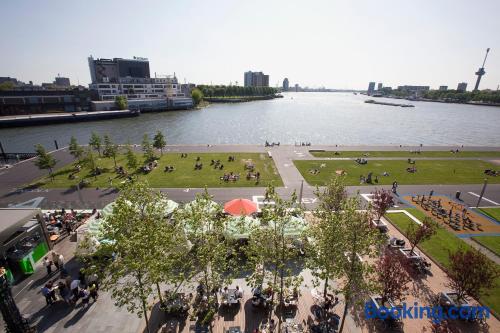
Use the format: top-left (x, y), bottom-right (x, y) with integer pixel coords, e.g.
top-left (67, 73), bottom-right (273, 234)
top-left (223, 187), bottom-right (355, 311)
top-left (164, 165), bottom-right (175, 172)
top-left (142, 160), bottom-right (158, 173)
top-left (210, 159), bottom-right (224, 170)
top-left (221, 172), bottom-right (240, 182)
top-left (265, 141), bottom-right (280, 147)
top-left (43, 251), bottom-right (65, 276)
top-left (44, 209), bottom-right (85, 240)
top-left (41, 269), bottom-right (99, 308)
top-left (180, 153), bottom-right (189, 158)
top-left (295, 142), bottom-right (311, 146)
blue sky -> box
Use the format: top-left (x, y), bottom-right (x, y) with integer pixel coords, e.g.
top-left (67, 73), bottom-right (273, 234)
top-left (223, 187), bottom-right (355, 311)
top-left (2, 0), bottom-right (499, 90)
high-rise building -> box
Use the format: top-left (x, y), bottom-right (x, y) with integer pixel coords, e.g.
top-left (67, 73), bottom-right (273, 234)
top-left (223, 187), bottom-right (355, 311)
top-left (244, 71), bottom-right (269, 87)
top-left (54, 77), bottom-right (70, 87)
top-left (283, 78), bottom-right (289, 91)
top-left (457, 82), bottom-right (467, 92)
top-left (88, 55), bottom-right (191, 108)
top-left (367, 82), bottom-right (376, 95)
top-left (377, 83), bottom-right (383, 90)
top-left (88, 56), bottom-right (150, 84)
top-left (439, 86), bottom-right (448, 91)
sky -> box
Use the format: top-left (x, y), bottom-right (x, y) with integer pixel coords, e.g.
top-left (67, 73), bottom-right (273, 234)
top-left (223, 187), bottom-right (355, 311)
top-left (2, 0), bottom-right (499, 90)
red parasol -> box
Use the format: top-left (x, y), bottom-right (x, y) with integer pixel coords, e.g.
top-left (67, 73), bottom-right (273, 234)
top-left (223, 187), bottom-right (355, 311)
top-left (224, 198), bottom-right (258, 216)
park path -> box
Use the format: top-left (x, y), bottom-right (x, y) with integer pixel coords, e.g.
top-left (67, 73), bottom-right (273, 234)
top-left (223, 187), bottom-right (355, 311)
top-left (461, 237), bottom-right (500, 265)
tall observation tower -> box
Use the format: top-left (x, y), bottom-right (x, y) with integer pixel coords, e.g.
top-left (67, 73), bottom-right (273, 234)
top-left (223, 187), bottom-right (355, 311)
top-left (474, 48), bottom-right (490, 91)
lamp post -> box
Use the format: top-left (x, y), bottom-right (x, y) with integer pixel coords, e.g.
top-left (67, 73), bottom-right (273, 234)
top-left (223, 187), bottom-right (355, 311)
top-left (0, 268), bottom-right (35, 333)
top-left (476, 179), bottom-right (488, 208)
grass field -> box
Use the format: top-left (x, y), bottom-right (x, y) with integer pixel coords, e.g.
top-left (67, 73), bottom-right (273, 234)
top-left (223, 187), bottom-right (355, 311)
top-left (309, 150), bottom-right (500, 158)
top-left (478, 207), bottom-right (500, 222)
top-left (294, 159), bottom-right (500, 186)
top-left (385, 208), bottom-right (500, 316)
top-left (471, 236), bottom-right (500, 256)
top-left (35, 152), bottom-right (283, 188)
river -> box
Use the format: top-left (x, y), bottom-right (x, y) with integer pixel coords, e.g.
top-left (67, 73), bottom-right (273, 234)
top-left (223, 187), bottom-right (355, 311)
top-left (1, 92), bottom-right (500, 152)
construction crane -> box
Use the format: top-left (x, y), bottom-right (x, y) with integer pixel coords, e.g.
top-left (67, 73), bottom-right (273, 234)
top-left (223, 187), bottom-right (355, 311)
top-left (473, 48), bottom-right (490, 91)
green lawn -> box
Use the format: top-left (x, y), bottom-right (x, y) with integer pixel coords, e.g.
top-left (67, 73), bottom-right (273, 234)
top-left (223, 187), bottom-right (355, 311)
top-left (478, 207), bottom-right (500, 222)
top-left (385, 209), bottom-right (500, 316)
top-left (309, 150), bottom-right (500, 158)
top-left (294, 159), bottom-right (500, 186)
top-left (471, 236), bottom-right (500, 257)
top-left (35, 152), bottom-right (283, 188)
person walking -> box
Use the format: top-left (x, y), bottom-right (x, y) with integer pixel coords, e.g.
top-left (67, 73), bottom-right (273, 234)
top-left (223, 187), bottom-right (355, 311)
top-left (52, 252), bottom-right (60, 271)
top-left (80, 288), bottom-right (90, 307)
top-left (89, 282), bottom-right (98, 302)
top-left (43, 257), bottom-right (52, 276)
top-left (41, 283), bottom-right (56, 305)
top-left (57, 253), bottom-right (65, 271)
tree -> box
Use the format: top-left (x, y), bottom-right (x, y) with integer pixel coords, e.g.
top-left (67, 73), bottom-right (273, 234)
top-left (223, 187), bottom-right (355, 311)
top-left (446, 248), bottom-right (499, 302)
top-left (375, 251), bottom-right (411, 304)
top-left (89, 132), bottom-right (102, 156)
top-left (68, 136), bottom-right (84, 162)
top-left (245, 186), bottom-right (304, 331)
top-left (34, 144), bottom-right (57, 180)
top-left (336, 197), bottom-right (383, 333)
top-left (0, 81), bottom-right (15, 91)
top-left (152, 131), bottom-right (167, 156)
top-left (371, 188), bottom-right (394, 221)
top-left (79, 182), bottom-right (179, 333)
top-left (103, 134), bottom-right (119, 167)
top-left (191, 88), bottom-right (203, 105)
top-left (115, 95), bottom-right (128, 110)
top-left (142, 134), bottom-right (156, 163)
top-left (405, 217), bottom-right (437, 256)
top-left (82, 148), bottom-right (99, 180)
top-left (176, 189), bottom-right (235, 330)
top-left (126, 145), bottom-right (138, 171)
top-left (307, 177), bottom-right (347, 301)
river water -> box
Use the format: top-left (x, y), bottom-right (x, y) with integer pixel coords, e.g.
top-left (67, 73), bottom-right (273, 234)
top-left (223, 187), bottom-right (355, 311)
top-left (1, 92), bottom-right (500, 152)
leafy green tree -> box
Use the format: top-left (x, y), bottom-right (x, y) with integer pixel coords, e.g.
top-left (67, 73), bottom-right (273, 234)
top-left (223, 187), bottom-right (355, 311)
top-left (115, 95), bottom-right (128, 110)
top-left (306, 177), bottom-right (347, 301)
top-left (103, 134), bottom-right (119, 167)
top-left (176, 189), bottom-right (235, 329)
top-left (336, 197), bottom-right (383, 333)
top-left (68, 136), bottom-right (84, 162)
top-left (142, 134), bottom-right (156, 162)
top-left (245, 186), bottom-right (304, 331)
top-left (82, 148), bottom-right (99, 180)
top-left (79, 182), bottom-right (178, 333)
top-left (126, 145), bottom-right (138, 171)
top-left (0, 81), bottom-right (15, 91)
top-left (89, 131), bottom-right (102, 156)
top-left (152, 131), bottom-right (167, 156)
top-left (34, 144), bottom-right (57, 180)
top-left (191, 88), bottom-right (203, 105)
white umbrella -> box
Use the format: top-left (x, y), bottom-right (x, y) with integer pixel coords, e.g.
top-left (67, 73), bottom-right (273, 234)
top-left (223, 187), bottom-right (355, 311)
top-left (225, 216), bottom-right (260, 239)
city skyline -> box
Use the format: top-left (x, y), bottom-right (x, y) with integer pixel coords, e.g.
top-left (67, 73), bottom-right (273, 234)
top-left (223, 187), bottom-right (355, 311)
top-left (1, 0), bottom-right (500, 90)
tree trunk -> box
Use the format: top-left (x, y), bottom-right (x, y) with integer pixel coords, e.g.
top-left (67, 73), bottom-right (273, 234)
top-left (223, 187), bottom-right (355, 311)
top-left (410, 244), bottom-right (416, 256)
top-left (113, 155), bottom-right (117, 168)
top-left (137, 273), bottom-right (151, 333)
top-left (323, 276), bottom-right (329, 299)
top-left (156, 282), bottom-right (163, 304)
top-left (338, 300), bottom-right (349, 333)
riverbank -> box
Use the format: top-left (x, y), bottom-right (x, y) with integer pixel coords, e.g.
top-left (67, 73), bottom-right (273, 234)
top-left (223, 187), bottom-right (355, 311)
top-left (0, 110), bottom-right (139, 128)
top-left (203, 94), bottom-right (282, 103)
